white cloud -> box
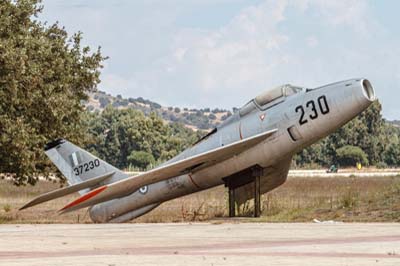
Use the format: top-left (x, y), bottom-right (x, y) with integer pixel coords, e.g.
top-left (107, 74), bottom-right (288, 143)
top-left (126, 0), bottom-right (379, 109)
top-left (48, 0), bottom-right (397, 118)
top-left (292, 0), bottom-right (373, 33)
top-left (121, 0), bottom-right (292, 108)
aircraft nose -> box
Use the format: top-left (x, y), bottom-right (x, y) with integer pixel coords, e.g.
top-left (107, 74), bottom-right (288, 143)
top-left (350, 79), bottom-right (375, 111)
top-left (360, 79), bottom-right (375, 102)
top-left (340, 78), bottom-right (376, 118)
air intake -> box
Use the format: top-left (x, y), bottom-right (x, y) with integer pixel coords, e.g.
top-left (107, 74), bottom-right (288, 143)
top-left (362, 79), bottom-right (375, 101)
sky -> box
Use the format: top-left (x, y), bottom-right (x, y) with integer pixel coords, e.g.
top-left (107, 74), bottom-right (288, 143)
top-left (40, 0), bottom-right (400, 120)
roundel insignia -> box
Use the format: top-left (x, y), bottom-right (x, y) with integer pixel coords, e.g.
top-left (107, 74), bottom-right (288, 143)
top-left (139, 186), bottom-right (148, 195)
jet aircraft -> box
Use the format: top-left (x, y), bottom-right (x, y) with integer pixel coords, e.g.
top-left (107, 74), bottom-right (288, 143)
top-left (20, 78), bottom-right (376, 222)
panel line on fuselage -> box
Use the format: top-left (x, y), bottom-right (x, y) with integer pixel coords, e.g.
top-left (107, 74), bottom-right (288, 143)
top-left (188, 173), bottom-right (201, 189)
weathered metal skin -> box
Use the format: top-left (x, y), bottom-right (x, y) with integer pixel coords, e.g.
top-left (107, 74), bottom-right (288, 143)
top-left (89, 78), bottom-right (375, 223)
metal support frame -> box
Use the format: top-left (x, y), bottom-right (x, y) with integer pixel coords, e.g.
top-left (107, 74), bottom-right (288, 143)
top-left (228, 187), bottom-right (235, 218)
top-left (254, 174), bottom-right (261, 218)
top-left (223, 165), bottom-right (263, 218)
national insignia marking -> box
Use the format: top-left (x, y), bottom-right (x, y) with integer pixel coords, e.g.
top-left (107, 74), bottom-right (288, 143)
top-left (139, 186), bottom-right (148, 195)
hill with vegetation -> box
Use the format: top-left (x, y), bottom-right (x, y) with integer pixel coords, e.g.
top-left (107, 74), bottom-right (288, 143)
top-left (389, 120), bottom-right (400, 128)
top-left (85, 91), bottom-right (233, 131)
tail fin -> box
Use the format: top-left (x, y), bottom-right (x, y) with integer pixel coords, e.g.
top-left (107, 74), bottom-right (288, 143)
top-left (44, 139), bottom-right (128, 193)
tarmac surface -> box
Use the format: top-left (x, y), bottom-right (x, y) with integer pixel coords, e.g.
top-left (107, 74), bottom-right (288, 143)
top-left (0, 223), bottom-right (400, 266)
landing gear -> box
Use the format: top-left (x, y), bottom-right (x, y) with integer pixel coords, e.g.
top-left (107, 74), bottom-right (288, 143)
top-left (222, 165), bottom-right (263, 218)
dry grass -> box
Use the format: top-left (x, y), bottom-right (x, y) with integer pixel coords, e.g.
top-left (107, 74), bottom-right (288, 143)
top-left (1, 175), bottom-right (400, 223)
top-left (0, 180), bottom-right (91, 224)
top-left (261, 176), bottom-right (400, 222)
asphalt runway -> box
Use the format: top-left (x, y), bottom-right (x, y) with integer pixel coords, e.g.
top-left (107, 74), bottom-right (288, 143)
top-left (1, 223), bottom-right (399, 266)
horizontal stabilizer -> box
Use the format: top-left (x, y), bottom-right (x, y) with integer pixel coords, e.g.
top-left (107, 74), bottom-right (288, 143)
top-left (59, 129), bottom-right (278, 213)
top-left (19, 171), bottom-right (115, 210)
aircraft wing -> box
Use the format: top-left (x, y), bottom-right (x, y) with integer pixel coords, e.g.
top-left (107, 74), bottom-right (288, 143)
top-left (59, 128), bottom-right (278, 213)
top-left (19, 171), bottom-right (115, 210)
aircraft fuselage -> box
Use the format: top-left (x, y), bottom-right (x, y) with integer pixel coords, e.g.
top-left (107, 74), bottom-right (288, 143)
top-left (89, 78), bottom-right (375, 223)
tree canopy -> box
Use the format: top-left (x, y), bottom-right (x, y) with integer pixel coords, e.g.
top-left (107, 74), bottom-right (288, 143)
top-left (85, 107), bottom-right (202, 170)
top-left (0, 0), bottom-right (105, 185)
top-left (336, 145), bottom-right (369, 167)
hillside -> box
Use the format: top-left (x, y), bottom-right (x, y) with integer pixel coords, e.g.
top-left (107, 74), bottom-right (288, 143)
top-left (86, 91), bottom-right (400, 134)
top-left (389, 120), bottom-right (400, 128)
top-left (85, 91), bottom-right (233, 131)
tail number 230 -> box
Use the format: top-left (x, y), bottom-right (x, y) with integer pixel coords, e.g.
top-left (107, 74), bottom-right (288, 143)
top-left (295, 95), bottom-right (330, 125)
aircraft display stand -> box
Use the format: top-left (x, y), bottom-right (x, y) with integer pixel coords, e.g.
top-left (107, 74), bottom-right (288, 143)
top-left (222, 165), bottom-right (263, 218)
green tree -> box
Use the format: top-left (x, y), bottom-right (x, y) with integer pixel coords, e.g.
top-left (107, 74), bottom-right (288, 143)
top-left (294, 140), bottom-right (327, 167)
top-left (383, 142), bottom-right (400, 166)
top-left (295, 100), bottom-right (389, 168)
top-left (335, 145), bottom-right (369, 167)
top-left (324, 101), bottom-right (384, 164)
top-left (85, 106), bottom-right (201, 169)
top-left (0, 0), bottom-right (105, 185)
top-left (127, 151), bottom-right (155, 170)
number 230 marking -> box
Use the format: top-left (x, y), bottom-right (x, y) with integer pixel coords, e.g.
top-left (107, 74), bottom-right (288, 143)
top-left (296, 95), bottom-right (330, 125)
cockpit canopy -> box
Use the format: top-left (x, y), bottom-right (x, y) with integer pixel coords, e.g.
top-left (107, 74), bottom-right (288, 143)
top-left (239, 84), bottom-right (303, 117)
top-left (254, 84), bottom-right (302, 106)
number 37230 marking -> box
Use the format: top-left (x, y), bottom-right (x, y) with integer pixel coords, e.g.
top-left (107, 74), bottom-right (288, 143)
top-left (295, 95), bottom-right (330, 125)
top-left (73, 159), bottom-right (100, 176)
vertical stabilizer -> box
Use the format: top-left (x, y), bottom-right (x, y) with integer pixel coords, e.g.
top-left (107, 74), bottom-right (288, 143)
top-left (44, 139), bottom-right (128, 194)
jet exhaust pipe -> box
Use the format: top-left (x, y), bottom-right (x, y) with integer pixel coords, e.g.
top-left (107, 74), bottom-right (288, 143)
top-left (89, 202), bottom-right (160, 223)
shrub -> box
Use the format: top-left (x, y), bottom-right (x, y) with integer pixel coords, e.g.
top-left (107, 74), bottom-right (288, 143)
top-left (3, 204), bottom-right (11, 213)
top-left (336, 145), bottom-right (369, 167)
top-left (208, 114), bottom-right (217, 120)
top-left (127, 151), bottom-right (155, 170)
top-left (376, 162), bottom-right (388, 169)
top-left (99, 97), bottom-right (110, 108)
top-left (383, 143), bottom-right (400, 166)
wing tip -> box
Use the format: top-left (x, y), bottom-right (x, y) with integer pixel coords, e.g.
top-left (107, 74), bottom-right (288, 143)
top-left (19, 205), bottom-right (29, 211)
top-left (19, 199), bottom-right (38, 211)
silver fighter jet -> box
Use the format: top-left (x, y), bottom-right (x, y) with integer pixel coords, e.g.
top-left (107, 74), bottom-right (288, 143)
top-left (20, 78), bottom-right (376, 222)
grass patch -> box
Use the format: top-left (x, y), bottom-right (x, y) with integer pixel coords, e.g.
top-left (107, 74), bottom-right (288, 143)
top-left (2, 204), bottom-right (11, 213)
